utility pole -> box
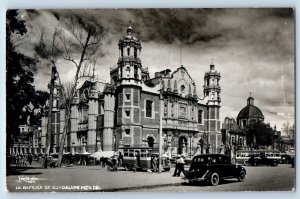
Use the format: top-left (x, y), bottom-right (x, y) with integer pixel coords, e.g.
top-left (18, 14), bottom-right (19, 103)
top-left (158, 84), bottom-right (163, 173)
top-left (46, 66), bottom-right (56, 157)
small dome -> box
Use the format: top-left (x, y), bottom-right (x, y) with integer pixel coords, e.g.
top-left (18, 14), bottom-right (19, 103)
top-left (237, 96), bottom-right (264, 120)
top-left (237, 105), bottom-right (264, 120)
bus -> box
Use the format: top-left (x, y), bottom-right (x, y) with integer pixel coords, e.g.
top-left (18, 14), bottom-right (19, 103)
top-left (235, 149), bottom-right (281, 165)
top-left (119, 147), bottom-right (171, 171)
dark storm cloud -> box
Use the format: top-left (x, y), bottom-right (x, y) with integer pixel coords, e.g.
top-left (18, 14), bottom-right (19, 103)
top-left (14, 8), bottom-right (294, 130)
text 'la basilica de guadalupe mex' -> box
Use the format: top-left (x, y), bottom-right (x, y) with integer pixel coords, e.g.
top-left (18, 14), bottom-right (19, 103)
top-left (6, 9), bottom-right (295, 192)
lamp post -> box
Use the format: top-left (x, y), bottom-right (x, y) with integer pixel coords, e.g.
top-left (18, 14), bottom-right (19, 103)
top-left (188, 132), bottom-right (192, 158)
top-left (205, 131), bottom-right (210, 154)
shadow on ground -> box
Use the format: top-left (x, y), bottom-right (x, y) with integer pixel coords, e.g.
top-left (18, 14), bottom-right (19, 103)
top-left (181, 179), bottom-right (239, 187)
top-left (7, 166), bottom-right (44, 176)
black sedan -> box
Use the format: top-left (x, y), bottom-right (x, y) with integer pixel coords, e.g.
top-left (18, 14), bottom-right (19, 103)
top-left (184, 154), bottom-right (246, 186)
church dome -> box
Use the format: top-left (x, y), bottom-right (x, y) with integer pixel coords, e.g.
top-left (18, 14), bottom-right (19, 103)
top-left (237, 96), bottom-right (264, 120)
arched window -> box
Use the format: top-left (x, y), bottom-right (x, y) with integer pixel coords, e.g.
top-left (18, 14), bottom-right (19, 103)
top-left (134, 48), bottom-right (137, 58)
top-left (147, 136), bottom-right (155, 147)
top-left (198, 110), bottom-right (203, 124)
top-left (134, 65), bottom-right (138, 78)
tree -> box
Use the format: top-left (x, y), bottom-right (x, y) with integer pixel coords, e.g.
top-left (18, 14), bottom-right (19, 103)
top-left (21, 90), bottom-right (50, 126)
top-left (246, 121), bottom-right (274, 149)
top-left (35, 15), bottom-right (105, 167)
top-left (282, 122), bottom-right (295, 147)
top-left (6, 10), bottom-right (37, 155)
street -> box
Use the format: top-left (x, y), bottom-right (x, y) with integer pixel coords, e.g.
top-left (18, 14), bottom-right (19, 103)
top-left (6, 163), bottom-right (295, 192)
top-left (128, 164), bottom-right (296, 192)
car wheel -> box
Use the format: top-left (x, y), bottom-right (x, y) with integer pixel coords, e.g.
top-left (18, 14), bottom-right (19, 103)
top-left (244, 160), bottom-right (249, 166)
top-left (210, 172), bottom-right (220, 186)
top-left (125, 164), bottom-right (131, 171)
top-left (272, 161), bottom-right (278, 167)
top-left (238, 171), bottom-right (246, 182)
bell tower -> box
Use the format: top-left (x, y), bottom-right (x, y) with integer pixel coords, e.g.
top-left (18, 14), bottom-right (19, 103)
top-left (204, 60), bottom-right (222, 153)
top-left (204, 60), bottom-right (221, 106)
top-left (113, 26), bottom-right (146, 149)
top-left (117, 26), bottom-right (143, 85)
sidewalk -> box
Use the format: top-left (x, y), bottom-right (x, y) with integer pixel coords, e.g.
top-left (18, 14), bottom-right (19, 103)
top-left (99, 167), bottom-right (184, 192)
top-left (6, 164), bottom-right (185, 192)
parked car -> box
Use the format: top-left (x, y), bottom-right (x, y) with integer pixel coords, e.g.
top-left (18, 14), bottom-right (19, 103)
top-left (245, 153), bottom-right (278, 166)
top-left (184, 154), bottom-right (246, 186)
top-left (120, 147), bottom-right (171, 172)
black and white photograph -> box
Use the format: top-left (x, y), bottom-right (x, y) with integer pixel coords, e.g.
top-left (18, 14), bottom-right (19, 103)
top-left (6, 8), bottom-right (295, 192)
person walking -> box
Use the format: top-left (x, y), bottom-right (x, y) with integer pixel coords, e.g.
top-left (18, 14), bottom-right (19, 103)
top-left (44, 155), bottom-right (48, 169)
top-left (152, 155), bottom-right (158, 172)
top-left (173, 155), bottom-right (180, 177)
top-left (177, 154), bottom-right (185, 177)
top-left (28, 154), bottom-right (33, 166)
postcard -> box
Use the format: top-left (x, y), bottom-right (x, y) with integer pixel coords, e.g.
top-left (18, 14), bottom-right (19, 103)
top-left (6, 8), bottom-right (295, 192)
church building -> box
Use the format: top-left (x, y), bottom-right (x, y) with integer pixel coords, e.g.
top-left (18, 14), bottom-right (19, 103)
top-left (221, 95), bottom-right (265, 151)
top-left (36, 26), bottom-right (223, 158)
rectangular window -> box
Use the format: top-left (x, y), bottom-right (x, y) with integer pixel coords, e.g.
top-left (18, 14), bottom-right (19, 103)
top-left (129, 149), bottom-right (134, 157)
top-left (231, 137), bottom-right (235, 144)
top-left (242, 120), bottom-right (247, 127)
top-left (198, 110), bottom-right (203, 124)
top-left (146, 100), bottom-right (153, 118)
top-left (179, 104), bottom-right (187, 118)
top-left (134, 66), bottom-right (138, 78)
top-left (125, 129), bottom-right (130, 135)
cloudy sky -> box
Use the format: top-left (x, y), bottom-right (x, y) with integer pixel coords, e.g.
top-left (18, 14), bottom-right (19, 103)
top-left (14, 8), bottom-right (294, 131)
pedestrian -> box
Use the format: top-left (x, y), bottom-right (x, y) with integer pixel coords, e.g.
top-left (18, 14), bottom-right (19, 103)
top-left (15, 156), bottom-right (19, 167)
top-left (28, 154), bottom-right (33, 166)
top-left (20, 155), bottom-right (24, 167)
top-left (177, 154), bottom-right (185, 177)
top-left (153, 155), bottom-right (158, 172)
top-left (100, 157), bottom-right (105, 168)
top-left (44, 154), bottom-right (48, 168)
top-left (173, 155), bottom-right (180, 177)
top-left (23, 155), bottom-right (27, 166)
top-left (118, 152), bottom-right (123, 167)
top-left (291, 156), bottom-right (295, 168)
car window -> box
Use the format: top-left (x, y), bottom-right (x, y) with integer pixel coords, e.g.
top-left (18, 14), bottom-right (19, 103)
top-left (192, 157), bottom-right (207, 163)
top-left (208, 157), bottom-right (217, 164)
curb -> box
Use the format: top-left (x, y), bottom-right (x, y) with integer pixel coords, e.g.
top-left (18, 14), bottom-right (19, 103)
top-left (97, 182), bottom-right (183, 192)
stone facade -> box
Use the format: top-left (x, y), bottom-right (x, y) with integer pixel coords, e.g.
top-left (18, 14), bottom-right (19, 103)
top-left (34, 27), bottom-right (223, 157)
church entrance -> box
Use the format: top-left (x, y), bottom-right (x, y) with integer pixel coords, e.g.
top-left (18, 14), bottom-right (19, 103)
top-left (178, 136), bottom-right (188, 155)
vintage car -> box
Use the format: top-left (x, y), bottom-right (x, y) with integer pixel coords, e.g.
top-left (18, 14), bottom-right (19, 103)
top-left (120, 147), bottom-right (171, 172)
top-left (184, 154), bottom-right (246, 186)
top-left (245, 153), bottom-right (278, 166)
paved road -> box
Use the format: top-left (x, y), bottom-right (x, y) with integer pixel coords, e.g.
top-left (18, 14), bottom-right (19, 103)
top-left (126, 164), bottom-right (296, 192)
top-left (6, 163), bottom-right (295, 192)
top-left (6, 163), bottom-right (182, 192)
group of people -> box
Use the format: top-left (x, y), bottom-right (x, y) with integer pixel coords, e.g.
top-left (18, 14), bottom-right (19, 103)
top-left (173, 154), bottom-right (185, 177)
top-left (9, 154), bottom-right (33, 167)
top-left (102, 152), bottom-right (124, 171)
